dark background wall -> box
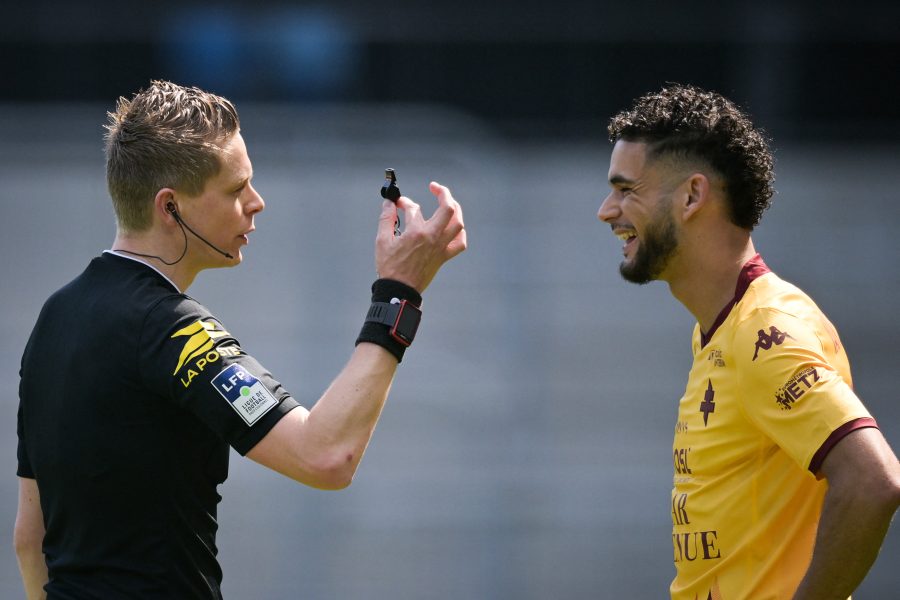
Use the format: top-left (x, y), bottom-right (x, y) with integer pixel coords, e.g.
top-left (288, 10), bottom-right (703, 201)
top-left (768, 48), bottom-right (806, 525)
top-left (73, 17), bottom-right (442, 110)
top-left (2, 1), bottom-right (899, 140)
top-left (2, 2), bottom-right (898, 598)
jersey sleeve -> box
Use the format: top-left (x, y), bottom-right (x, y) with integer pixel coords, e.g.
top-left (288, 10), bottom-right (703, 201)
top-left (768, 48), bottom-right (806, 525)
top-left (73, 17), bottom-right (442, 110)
top-left (17, 402), bottom-right (34, 478)
top-left (17, 337), bottom-right (35, 478)
top-left (733, 307), bottom-right (873, 473)
top-left (138, 295), bottom-right (301, 455)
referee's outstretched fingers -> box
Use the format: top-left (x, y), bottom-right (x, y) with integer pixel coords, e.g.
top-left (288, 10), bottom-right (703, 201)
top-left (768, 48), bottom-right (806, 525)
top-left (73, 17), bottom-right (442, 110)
top-left (429, 181), bottom-right (466, 254)
top-left (373, 181), bottom-right (466, 293)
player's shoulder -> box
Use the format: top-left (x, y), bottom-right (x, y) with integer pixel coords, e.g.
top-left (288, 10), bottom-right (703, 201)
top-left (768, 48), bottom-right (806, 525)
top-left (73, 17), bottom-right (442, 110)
top-left (730, 273), bottom-right (829, 360)
top-left (735, 272), bottom-right (823, 325)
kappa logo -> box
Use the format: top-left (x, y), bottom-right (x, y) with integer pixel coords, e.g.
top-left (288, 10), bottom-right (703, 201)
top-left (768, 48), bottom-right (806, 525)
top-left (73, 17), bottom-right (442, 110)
top-left (752, 326), bottom-right (793, 361)
top-left (171, 318), bottom-right (230, 375)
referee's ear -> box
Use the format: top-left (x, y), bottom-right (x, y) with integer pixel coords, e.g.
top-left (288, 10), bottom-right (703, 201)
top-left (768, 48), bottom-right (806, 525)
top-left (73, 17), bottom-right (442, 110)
top-left (153, 188), bottom-right (179, 227)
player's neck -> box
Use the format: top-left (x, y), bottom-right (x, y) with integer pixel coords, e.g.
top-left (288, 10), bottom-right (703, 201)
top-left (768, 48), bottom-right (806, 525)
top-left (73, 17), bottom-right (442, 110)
top-left (667, 235), bottom-right (757, 335)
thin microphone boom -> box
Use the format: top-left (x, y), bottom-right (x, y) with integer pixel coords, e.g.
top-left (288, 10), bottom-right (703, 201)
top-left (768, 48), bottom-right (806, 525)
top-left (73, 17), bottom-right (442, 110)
top-left (169, 208), bottom-right (234, 259)
top-left (113, 204), bottom-right (235, 266)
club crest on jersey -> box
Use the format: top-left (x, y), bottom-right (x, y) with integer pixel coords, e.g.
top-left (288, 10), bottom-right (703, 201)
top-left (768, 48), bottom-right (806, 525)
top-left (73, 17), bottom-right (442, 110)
top-left (171, 318), bottom-right (230, 375)
top-left (211, 364), bottom-right (279, 426)
top-left (699, 379), bottom-right (716, 426)
top-left (751, 326), bottom-right (793, 361)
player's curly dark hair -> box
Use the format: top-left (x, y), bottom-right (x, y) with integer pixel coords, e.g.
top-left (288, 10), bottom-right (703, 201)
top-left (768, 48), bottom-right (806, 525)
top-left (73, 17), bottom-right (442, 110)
top-left (608, 83), bottom-right (775, 230)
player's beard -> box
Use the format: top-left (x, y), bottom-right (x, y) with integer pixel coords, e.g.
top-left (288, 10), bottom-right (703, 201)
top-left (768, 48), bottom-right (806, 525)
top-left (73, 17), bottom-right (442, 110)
top-left (619, 198), bottom-right (679, 285)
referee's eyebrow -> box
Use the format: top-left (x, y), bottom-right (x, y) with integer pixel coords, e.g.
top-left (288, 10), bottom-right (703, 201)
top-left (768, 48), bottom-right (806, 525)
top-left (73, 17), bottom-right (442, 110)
top-left (234, 171), bottom-right (253, 191)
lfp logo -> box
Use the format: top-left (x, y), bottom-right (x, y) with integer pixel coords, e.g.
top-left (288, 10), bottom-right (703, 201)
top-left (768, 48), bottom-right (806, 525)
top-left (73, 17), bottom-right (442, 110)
top-left (211, 364), bottom-right (278, 426)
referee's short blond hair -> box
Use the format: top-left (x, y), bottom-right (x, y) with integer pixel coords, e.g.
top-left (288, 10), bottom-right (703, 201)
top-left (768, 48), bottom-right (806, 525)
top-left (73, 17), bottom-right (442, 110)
top-left (104, 80), bottom-right (241, 232)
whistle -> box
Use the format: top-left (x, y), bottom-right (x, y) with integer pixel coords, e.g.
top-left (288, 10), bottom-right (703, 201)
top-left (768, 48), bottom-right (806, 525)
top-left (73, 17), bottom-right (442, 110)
top-left (381, 168), bottom-right (401, 202)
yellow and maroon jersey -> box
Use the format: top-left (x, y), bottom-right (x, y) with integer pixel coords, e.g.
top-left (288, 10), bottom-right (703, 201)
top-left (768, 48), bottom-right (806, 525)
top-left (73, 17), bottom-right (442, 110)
top-left (670, 255), bottom-right (875, 600)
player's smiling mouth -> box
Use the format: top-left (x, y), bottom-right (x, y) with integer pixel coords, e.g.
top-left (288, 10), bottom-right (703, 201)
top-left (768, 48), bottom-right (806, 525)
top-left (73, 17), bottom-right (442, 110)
top-left (613, 227), bottom-right (638, 254)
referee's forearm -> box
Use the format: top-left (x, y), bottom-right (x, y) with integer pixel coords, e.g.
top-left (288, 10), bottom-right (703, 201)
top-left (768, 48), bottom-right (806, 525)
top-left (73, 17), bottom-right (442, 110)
top-left (307, 343), bottom-right (398, 476)
top-left (15, 548), bottom-right (48, 600)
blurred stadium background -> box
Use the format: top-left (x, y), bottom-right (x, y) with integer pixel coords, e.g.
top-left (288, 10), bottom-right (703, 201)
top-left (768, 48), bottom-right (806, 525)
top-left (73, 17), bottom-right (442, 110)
top-left (1, 1), bottom-right (898, 597)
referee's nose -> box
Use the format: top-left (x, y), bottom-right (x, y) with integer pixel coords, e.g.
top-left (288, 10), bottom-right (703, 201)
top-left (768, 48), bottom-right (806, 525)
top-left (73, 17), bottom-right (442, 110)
top-left (245, 183), bottom-right (265, 215)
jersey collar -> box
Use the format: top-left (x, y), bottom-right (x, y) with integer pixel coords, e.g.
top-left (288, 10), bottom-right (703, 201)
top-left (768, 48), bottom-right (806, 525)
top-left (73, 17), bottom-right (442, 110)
top-left (103, 250), bottom-right (182, 293)
top-left (700, 253), bottom-right (771, 347)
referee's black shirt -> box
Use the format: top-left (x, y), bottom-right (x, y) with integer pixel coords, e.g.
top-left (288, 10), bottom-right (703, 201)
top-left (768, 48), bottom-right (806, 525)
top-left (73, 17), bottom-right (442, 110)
top-left (17, 252), bottom-right (299, 599)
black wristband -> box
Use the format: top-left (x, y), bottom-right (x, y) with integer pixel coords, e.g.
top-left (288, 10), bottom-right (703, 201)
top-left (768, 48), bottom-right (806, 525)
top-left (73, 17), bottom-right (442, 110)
top-left (355, 279), bottom-right (422, 362)
top-left (370, 279), bottom-right (422, 306)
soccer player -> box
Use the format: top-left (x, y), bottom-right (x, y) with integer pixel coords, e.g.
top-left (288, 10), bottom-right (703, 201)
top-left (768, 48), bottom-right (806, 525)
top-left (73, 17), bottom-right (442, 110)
top-left (597, 84), bottom-right (900, 599)
top-left (14, 80), bottom-right (466, 599)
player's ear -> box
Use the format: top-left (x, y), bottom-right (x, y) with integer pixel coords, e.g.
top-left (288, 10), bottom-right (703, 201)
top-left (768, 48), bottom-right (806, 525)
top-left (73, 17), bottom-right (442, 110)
top-left (681, 173), bottom-right (710, 222)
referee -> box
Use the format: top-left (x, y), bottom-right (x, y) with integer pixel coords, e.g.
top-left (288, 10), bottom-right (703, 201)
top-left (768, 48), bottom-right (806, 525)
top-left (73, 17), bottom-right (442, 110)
top-left (14, 80), bottom-right (466, 598)
top-left (597, 83), bottom-right (899, 599)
